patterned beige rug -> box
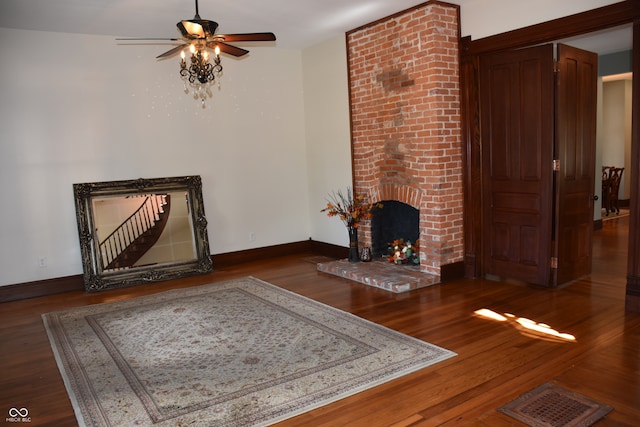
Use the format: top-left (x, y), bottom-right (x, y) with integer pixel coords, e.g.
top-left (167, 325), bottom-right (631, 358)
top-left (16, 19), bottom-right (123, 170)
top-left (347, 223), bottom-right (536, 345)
top-left (43, 276), bottom-right (456, 427)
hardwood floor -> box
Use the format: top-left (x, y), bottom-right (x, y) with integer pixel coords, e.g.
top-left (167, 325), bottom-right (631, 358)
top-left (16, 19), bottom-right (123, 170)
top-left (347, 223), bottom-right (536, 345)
top-left (1, 216), bottom-right (639, 426)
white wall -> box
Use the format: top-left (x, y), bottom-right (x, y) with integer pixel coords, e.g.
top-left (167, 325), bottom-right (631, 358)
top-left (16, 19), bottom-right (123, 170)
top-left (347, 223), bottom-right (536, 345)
top-left (602, 79), bottom-right (633, 199)
top-left (0, 28), bottom-right (308, 286)
top-left (302, 36), bottom-right (353, 247)
top-left (596, 79), bottom-right (605, 219)
top-left (625, 79), bottom-right (633, 200)
top-left (456, 0), bottom-right (622, 40)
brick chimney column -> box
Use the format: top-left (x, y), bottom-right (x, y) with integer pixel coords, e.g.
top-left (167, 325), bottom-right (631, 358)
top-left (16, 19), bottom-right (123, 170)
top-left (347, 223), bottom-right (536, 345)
top-left (347, 2), bottom-right (464, 277)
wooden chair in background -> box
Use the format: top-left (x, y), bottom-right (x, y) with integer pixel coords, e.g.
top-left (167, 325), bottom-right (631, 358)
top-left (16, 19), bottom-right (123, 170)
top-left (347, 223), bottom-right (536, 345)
top-left (602, 166), bottom-right (624, 215)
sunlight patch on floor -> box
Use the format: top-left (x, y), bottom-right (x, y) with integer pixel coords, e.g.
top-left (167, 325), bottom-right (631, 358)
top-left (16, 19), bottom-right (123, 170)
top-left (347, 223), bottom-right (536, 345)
top-left (474, 309), bottom-right (577, 342)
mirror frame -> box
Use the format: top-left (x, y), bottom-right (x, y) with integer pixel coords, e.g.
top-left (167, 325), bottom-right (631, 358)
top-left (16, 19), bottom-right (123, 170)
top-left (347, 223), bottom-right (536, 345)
top-left (73, 175), bottom-right (212, 292)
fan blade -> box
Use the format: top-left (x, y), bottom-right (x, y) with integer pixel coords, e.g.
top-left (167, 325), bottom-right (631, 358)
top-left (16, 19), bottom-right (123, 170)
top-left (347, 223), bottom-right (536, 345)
top-left (219, 32), bottom-right (276, 42)
top-left (210, 42), bottom-right (249, 57)
top-left (156, 44), bottom-right (188, 59)
top-left (116, 37), bottom-right (180, 41)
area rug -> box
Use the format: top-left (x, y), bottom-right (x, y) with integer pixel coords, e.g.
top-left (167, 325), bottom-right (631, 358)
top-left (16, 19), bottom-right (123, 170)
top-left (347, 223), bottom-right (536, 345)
top-left (43, 276), bottom-right (456, 427)
top-left (498, 382), bottom-right (613, 427)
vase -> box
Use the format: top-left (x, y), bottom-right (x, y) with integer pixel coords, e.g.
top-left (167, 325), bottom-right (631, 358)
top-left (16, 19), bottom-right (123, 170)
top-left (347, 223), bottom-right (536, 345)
top-left (348, 226), bottom-right (360, 262)
top-left (360, 246), bottom-right (372, 262)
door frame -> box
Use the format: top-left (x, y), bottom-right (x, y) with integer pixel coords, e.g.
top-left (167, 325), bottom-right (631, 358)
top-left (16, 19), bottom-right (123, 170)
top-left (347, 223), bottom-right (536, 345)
top-left (459, 0), bottom-right (640, 310)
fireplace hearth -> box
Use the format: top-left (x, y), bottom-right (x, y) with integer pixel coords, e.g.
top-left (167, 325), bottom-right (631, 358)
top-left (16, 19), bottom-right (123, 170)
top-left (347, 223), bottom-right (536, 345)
top-left (317, 259), bottom-right (438, 293)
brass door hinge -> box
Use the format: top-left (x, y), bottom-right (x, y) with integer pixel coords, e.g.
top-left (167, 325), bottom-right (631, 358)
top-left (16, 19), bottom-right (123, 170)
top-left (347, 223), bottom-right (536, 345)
top-left (553, 159), bottom-right (560, 172)
top-left (551, 257), bottom-right (558, 269)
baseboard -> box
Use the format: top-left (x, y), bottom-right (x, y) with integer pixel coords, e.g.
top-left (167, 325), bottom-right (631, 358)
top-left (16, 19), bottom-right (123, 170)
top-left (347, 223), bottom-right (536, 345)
top-left (0, 275), bottom-right (85, 303)
top-left (213, 240), bottom-right (314, 267)
top-left (308, 240), bottom-right (349, 259)
top-left (0, 240), bottom-right (331, 302)
top-left (594, 219), bottom-right (603, 231)
top-left (441, 260), bottom-right (465, 282)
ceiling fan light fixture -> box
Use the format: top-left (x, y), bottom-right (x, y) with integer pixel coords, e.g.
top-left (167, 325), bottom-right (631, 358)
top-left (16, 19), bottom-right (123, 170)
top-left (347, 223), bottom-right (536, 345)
top-left (118, 1), bottom-right (275, 108)
top-left (179, 44), bottom-right (222, 108)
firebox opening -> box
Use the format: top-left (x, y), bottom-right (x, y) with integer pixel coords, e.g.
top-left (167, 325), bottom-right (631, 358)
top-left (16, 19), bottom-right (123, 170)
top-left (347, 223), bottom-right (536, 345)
top-left (371, 200), bottom-right (419, 259)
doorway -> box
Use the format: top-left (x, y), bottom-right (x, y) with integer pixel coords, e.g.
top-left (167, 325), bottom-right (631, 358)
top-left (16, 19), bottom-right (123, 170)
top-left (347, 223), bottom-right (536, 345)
top-left (600, 72), bottom-right (633, 221)
top-left (459, 1), bottom-right (639, 310)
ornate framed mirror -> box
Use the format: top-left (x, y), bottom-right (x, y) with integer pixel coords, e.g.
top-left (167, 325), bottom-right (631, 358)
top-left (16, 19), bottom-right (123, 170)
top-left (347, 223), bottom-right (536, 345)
top-left (73, 176), bottom-right (212, 292)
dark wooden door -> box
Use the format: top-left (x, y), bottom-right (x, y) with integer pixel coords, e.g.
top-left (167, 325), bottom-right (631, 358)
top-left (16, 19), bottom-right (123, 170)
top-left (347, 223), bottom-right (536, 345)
top-left (552, 44), bottom-right (598, 286)
top-left (480, 44), bottom-right (555, 285)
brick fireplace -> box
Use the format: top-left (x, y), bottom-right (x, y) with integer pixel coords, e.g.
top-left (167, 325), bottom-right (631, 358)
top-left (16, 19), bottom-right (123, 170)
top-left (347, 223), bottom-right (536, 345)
top-left (347, 1), bottom-right (464, 279)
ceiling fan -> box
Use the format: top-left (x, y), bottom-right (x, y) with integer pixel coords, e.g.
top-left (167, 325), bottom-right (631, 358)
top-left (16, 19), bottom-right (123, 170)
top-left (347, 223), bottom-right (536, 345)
top-left (118, 0), bottom-right (276, 105)
top-left (119, 0), bottom-right (276, 59)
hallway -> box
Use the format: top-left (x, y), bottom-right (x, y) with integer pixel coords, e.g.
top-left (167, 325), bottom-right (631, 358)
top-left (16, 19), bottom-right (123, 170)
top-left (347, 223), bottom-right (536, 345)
top-left (592, 213), bottom-right (629, 283)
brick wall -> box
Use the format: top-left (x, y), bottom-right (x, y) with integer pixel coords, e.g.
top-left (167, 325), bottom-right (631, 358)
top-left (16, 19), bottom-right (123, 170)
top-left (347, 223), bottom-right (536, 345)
top-left (347, 1), bottom-right (463, 277)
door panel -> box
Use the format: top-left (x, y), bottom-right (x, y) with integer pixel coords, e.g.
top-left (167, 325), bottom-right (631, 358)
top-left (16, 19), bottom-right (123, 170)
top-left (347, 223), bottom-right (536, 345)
top-left (553, 44), bottom-right (598, 285)
top-left (480, 45), bottom-right (555, 285)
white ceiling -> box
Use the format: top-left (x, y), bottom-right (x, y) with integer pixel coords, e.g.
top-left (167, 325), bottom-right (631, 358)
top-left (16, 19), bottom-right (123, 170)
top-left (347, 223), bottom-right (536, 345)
top-left (557, 24), bottom-right (632, 56)
top-left (0, 0), bottom-right (471, 49)
top-left (0, 0), bottom-right (632, 53)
